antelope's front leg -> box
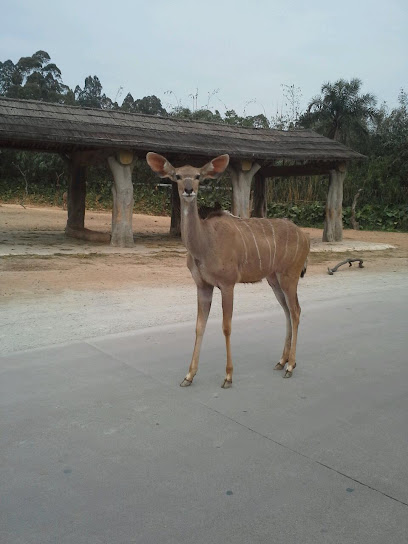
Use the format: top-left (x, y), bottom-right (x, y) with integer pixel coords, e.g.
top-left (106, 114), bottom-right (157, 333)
top-left (180, 284), bottom-right (214, 387)
top-left (220, 285), bottom-right (234, 388)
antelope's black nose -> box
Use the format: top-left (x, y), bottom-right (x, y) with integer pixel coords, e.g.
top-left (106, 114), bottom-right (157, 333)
top-left (184, 187), bottom-right (193, 195)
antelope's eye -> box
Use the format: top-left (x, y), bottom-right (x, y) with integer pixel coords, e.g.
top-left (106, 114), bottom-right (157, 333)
top-left (176, 174), bottom-right (181, 180)
top-left (195, 175), bottom-right (200, 180)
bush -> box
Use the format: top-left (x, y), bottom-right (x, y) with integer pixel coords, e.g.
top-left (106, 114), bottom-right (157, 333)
top-left (343, 203), bottom-right (408, 231)
top-left (267, 202), bottom-right (325, 227)
top-left (268, 201), bottom-right (408, 231)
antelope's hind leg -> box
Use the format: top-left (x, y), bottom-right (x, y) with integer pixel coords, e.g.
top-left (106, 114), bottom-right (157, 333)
top-left (180, 282), bottom-right (214, 387)
top-left (267, 274), bottom-right (292, 373)
top-left (220, 285), bottom-right (234, 388)
top-left (276, 273), bottom-right (301, 378)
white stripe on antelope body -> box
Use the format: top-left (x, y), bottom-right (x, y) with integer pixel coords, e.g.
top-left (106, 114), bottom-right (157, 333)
top-left (146, 152), bottom-right (310, 387)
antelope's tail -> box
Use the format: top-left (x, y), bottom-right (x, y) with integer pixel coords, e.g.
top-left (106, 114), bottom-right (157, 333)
top-left (300, 233), bottom-right (310, 278)
top-left (300, 257), bottom-right (308, 278)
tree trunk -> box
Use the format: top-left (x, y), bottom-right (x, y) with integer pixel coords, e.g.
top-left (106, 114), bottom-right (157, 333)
top-left (351, 188), bottom-right (362, 230)
top-left (170, 182), bottom-right (181, 236)
top-left (252, 171), bottom-right (267, 217)
top-left (108, 156), bottom-right (135, 247)
top-left (66, 152), bottom-right (86, 229)
top-left (230, 162), bottom-right (261, 218)
top-left (323, 168), bottom-right (346, 242)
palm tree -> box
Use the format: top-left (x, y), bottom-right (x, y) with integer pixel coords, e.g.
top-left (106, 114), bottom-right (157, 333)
top-left (300, 78), bottom-right (377, 147)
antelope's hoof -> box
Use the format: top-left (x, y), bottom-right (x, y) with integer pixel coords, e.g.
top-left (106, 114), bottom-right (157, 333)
top-left (274, 362), bottom-right (285, 370)
top-left (283, 370), bottom-right (293, 378)
top-left (221, 379), bottom-right (233, 389)
top-left (180, 378), bottom-right (193, 387)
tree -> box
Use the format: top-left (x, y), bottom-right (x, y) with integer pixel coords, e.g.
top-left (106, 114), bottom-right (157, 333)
top-left (0, 51), bottom-right (74, 104)
top-left (133, 95), bottom-right (167, 116)
top-left (0, 59), bottom-right (21, 95)
top-left (362, 89), bottom-right (408, 201)
top-left (271, 84), bottom-right (302, 130)
top-left (170, 106), bottom-right (223, 123)
top-left (121, 93), bottom-right (167, 115)
top-left (74, 76), bottom-right (116, 109)
top-left (223, 109), bottom-right (269, 128)
top-left (299, 78), bottom-right (377, 148)
top-left (121, 92), bottom-right (136, 112)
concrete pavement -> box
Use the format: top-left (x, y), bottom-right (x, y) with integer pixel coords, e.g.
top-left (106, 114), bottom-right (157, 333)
top-left (1, 284), bottom-right (408, 543)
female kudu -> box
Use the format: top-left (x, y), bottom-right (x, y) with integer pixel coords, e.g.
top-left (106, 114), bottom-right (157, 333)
top-left (146, 152), bottom-right (310, 387)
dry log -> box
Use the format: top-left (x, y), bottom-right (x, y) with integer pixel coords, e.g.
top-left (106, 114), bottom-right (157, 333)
top-left (327, 258), bottom-right (364, 275)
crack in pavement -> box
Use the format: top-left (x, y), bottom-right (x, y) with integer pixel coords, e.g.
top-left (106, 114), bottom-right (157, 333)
top-left (199, 403), bottom-right (408, 509)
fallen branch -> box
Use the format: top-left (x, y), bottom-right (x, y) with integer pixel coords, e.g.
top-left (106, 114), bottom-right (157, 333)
top-left (328, 258), bottom-right (364, 275)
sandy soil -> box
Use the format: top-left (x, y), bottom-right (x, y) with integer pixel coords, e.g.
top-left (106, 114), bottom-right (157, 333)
top-left (1, 203), bottom-right (407, 298)
top-left (0, 203), bottom-right (407, 355)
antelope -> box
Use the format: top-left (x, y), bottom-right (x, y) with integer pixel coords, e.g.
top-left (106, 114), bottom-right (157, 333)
top-left (146, 153), bottom-right (310, 387)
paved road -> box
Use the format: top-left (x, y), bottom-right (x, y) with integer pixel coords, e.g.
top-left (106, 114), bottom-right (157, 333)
top-left (1, 282), bottom-right (408, 543)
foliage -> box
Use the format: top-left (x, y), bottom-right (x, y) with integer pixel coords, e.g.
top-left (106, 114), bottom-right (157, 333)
top-left (299, 79), bottom-right (407, 208)
top-left (369, 90), bottom-right (408, 195)
top-left (0, 50), bottom-right (74, 104)
top-left (223, 109), bottom-right (270, 128)
top-left (268, 202), bottom-right (326, 227)
top-left (299, 78), bottom-right (377, 148)
top-left (343, 203), bottom-right (408, 231)
top-left (270, 84), bottom-right (303, 130)
top-left (0, 149), bottom-right (67, 200)
top-left (169, 106), bottom-right (223, 123)
top-left (75, 76), bottom-right (117, 109)
top-left (267, 201), bottom-right (408, 231)
top-left (121, 93), bottom-right (167, 115)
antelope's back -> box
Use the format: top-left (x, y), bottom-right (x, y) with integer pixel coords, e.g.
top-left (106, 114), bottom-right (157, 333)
top-left (220, 215), bottom-right (310, 278)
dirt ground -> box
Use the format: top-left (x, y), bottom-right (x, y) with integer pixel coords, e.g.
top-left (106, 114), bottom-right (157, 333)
top-left (1, 203), bottom-right (407, 355)
top-left (0, 203), bottom-right (407, 300)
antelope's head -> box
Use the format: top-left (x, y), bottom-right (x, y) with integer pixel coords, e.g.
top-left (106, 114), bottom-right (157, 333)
top-left (146, 153), bottom-right (229, 203)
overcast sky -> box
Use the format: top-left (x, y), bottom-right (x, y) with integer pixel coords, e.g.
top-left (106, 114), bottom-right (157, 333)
top-left (1, 0), bottom-right (407, 118)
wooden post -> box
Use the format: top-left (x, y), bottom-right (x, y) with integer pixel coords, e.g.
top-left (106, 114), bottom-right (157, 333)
top-left (108, 153), bottom-right (135, 247)
top-left (252, 171), bottom-right (267, 217)
top-left (323, 164), bottom-right (347, 242)
top-left (170, 181), bottom-right (181, 236)
top-left (229, 161), bottom-right (261, 218)
top-left (66, 152), bottom-right (86, 230)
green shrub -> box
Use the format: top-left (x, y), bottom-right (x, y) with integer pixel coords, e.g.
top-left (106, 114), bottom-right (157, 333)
top-left (343, 203), bottom-right (408, 231)
top-left (268, 201), bottom-right (408, 231)
top-left (267, 202), bottom-right (326, 228)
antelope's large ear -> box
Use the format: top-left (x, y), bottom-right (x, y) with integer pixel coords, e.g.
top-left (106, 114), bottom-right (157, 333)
top-left (146, 152), bottom-right (176, 178)
top-left (200, 154), bottom-right (229, 179)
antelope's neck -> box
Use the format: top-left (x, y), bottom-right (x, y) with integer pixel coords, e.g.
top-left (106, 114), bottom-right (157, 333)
top-left (180, 201), bottom-right (209, 257)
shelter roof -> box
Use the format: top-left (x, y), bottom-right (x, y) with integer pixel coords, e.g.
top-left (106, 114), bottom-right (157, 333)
top-left (0, 97), bottom-right (364, 163)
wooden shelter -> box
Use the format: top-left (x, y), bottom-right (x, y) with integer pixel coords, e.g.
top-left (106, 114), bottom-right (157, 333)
top-left (0, 97), bottom-right (364, 246)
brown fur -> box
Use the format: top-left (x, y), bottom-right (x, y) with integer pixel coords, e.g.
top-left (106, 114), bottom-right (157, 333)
top-left (198, 202), bottom-right (222, 219)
